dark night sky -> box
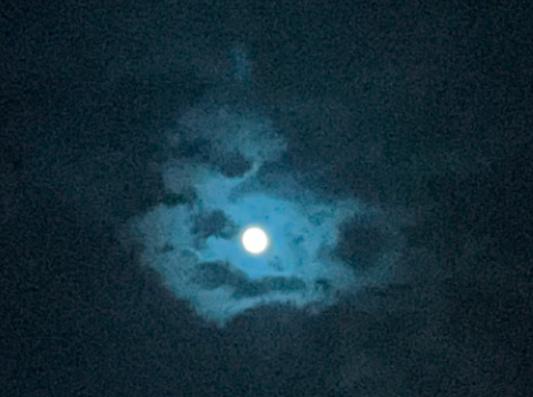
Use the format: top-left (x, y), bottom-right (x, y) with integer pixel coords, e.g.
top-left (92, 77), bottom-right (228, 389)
top-left (1, 0), bottom-right (532, 395)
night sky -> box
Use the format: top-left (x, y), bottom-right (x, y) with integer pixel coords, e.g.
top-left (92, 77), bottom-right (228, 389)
top-left (2, 0), bottom-right (533, 395)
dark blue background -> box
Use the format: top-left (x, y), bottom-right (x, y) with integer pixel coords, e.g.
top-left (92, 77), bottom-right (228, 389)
top-left (1, 0), bottom-right (532, 395)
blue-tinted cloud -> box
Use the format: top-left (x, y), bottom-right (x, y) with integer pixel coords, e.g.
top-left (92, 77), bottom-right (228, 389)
top-left (124, 48), bottom-right (403, 326)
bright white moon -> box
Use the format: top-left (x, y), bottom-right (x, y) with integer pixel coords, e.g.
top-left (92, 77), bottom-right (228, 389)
top-left (241, 227), bottom-right (268, 254)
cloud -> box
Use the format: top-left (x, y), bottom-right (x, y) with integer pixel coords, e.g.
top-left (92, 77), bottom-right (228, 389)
top-left (123, 47), bottom-right (405, 326)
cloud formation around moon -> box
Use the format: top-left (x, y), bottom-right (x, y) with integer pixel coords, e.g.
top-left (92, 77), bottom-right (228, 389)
top-left (123, 48), bottom-right (404, 326)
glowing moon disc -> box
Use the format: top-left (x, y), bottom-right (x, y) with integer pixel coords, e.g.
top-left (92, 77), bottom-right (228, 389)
top-left (241, 227), bottom-right (268, 254)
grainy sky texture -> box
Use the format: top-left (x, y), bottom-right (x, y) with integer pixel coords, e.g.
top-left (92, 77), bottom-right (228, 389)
top-left (2, 0), bottom-right (532, 395)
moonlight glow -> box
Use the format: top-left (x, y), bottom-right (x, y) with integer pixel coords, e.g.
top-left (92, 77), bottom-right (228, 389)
top-left (123, 47), bottom-right (403, 326)
top-left (242, 227), bottom-right (268, 254)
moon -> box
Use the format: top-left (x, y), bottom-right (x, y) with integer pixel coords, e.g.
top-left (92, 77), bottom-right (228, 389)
top-left (241, 226), bottom-right (269, 254)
